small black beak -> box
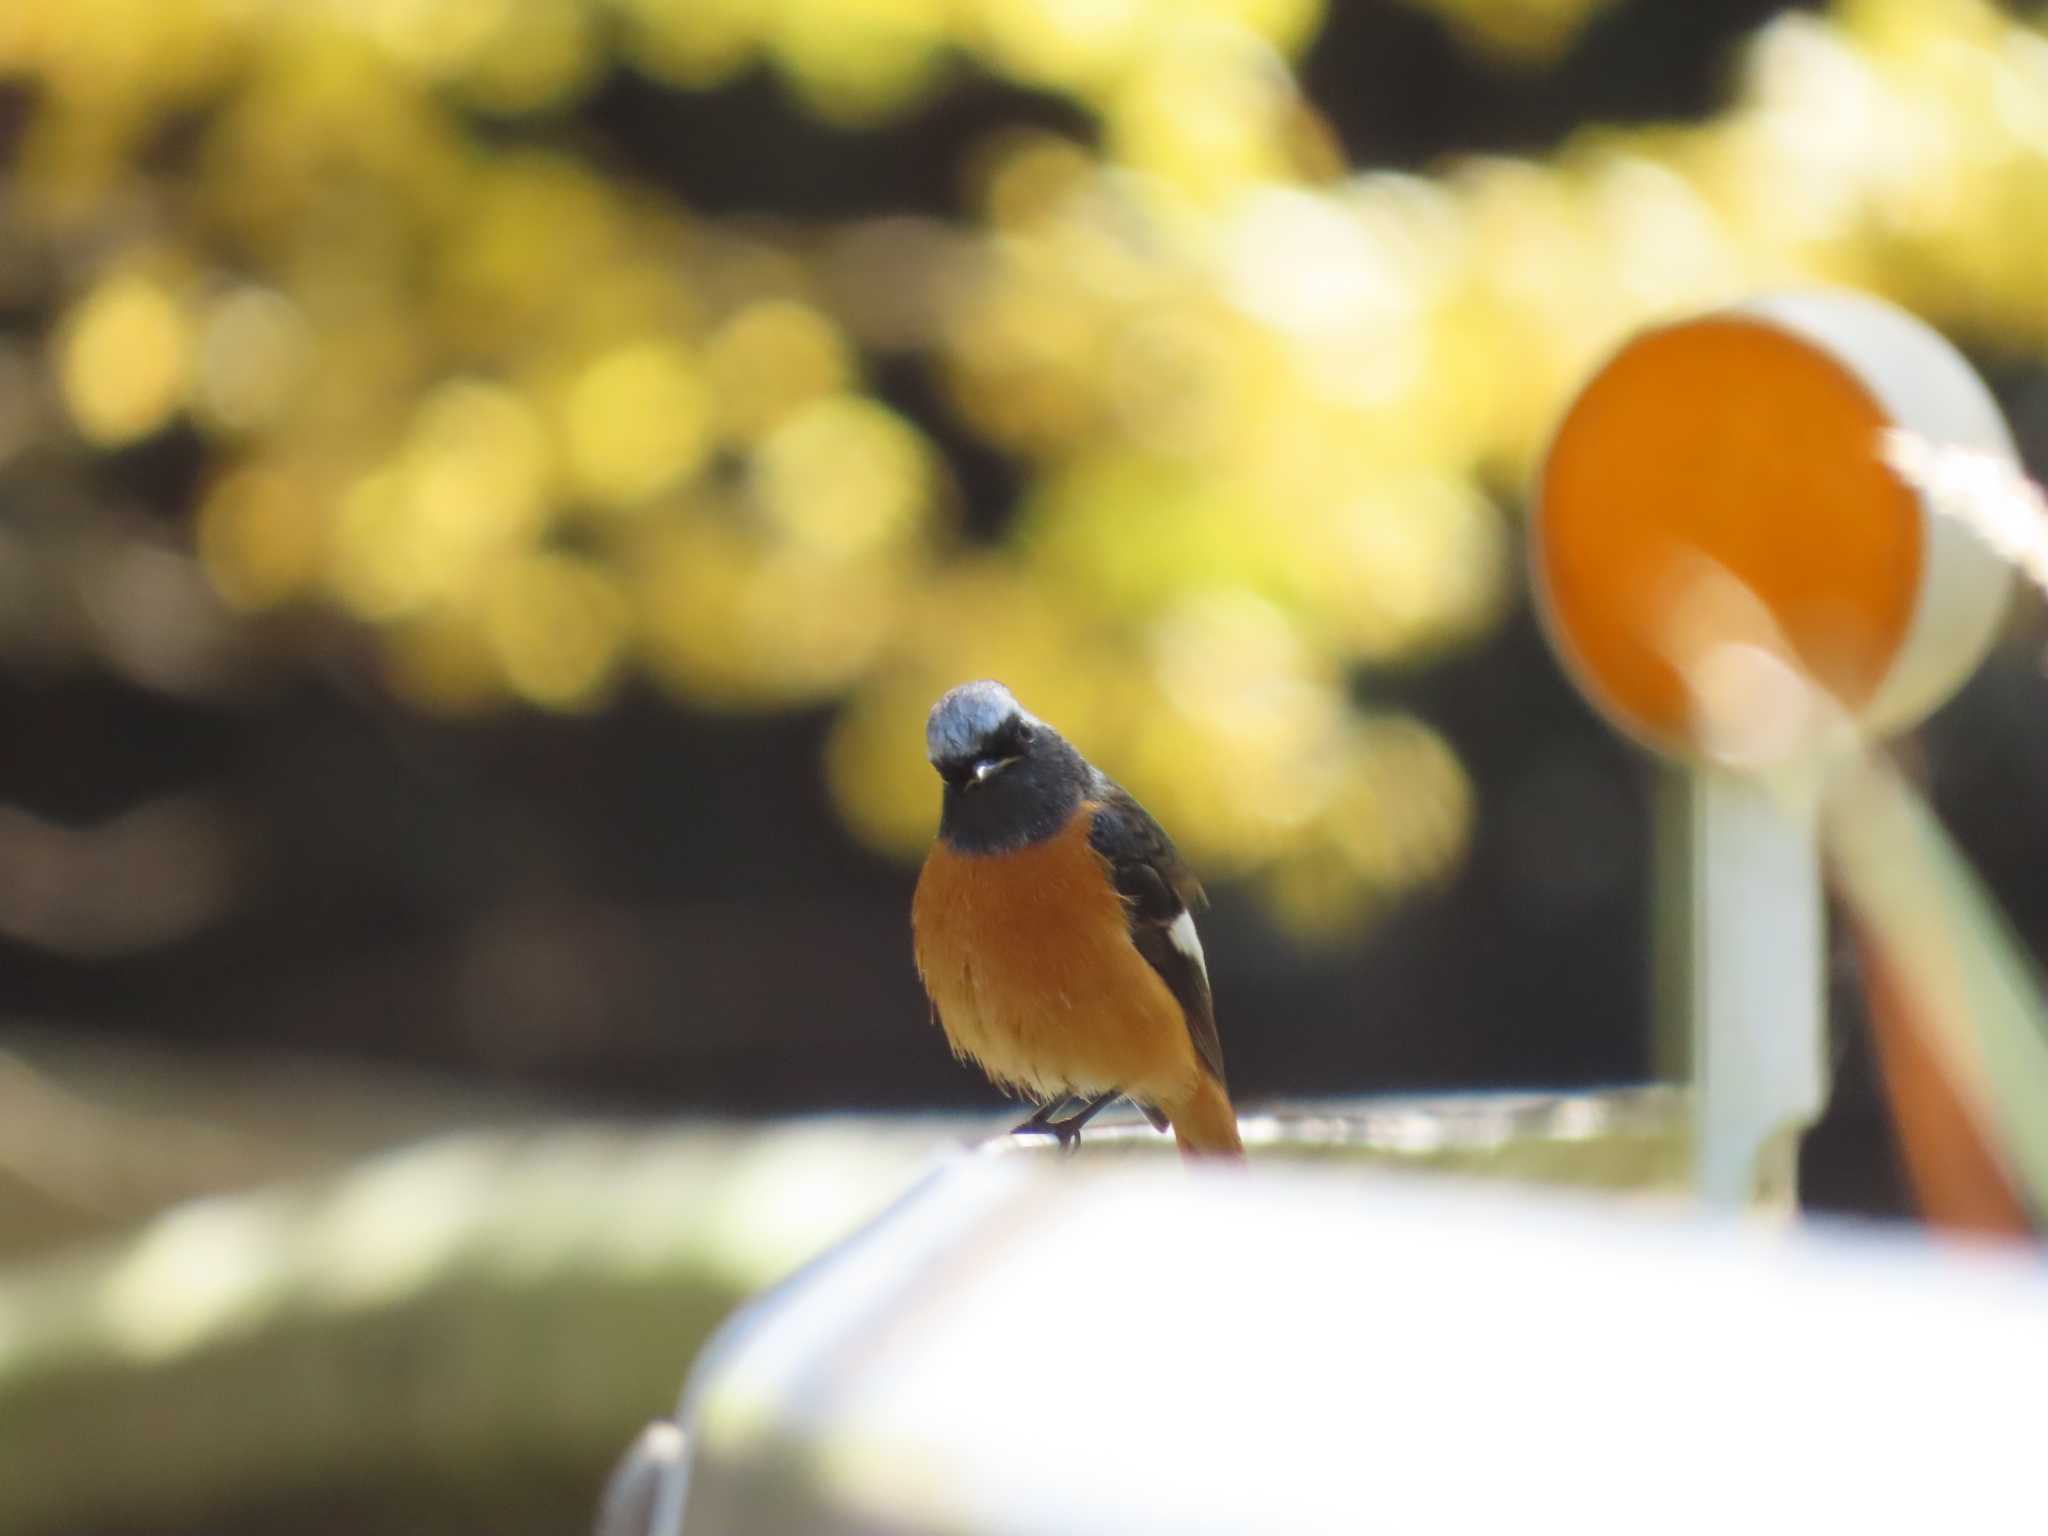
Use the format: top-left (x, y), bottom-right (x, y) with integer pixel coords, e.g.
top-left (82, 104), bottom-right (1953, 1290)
top-left (933, 752), bottom-right (1019, 789)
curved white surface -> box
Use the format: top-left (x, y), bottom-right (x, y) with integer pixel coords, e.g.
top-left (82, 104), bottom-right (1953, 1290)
top-left (1738, 289), bottom-right (2017, 734)
top-left (673, 1157), bottom-right (2048, 1534)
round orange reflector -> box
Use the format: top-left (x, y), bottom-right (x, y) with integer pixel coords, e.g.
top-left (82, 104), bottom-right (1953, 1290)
top-left (1536, 315), bottom-right (1922, 754)
top-left (1535, 292), bottom-right (2019, 760)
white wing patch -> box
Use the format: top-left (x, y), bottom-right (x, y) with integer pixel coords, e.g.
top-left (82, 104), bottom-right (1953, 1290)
top-left (1167, 910), bottom-right (1209, 986)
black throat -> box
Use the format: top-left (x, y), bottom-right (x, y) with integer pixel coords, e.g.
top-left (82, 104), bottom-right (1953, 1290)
top-left (936, 737), bottom-right (1092, 855)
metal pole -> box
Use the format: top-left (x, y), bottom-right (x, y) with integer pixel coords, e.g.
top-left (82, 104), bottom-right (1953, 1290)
top-left (1684, 768), bottom-right (1828, 1209)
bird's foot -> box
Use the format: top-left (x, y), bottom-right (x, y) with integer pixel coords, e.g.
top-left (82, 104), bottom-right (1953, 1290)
top-left (1011, 1096), bottom-right (1075, 1140)
top-left (1011, 1090), bottom-right (1122, 1155)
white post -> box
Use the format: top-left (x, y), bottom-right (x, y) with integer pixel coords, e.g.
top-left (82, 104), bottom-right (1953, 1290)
top-left (1687, 768), bottom-right (1828, 1209)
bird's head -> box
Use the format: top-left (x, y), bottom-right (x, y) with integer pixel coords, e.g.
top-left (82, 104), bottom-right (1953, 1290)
top-left (926, 680), bottom-right (1089, 851)
top-left (926, 679), bottom-right (1040, 787)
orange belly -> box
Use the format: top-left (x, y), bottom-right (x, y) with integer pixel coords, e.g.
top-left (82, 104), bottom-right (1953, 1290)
top-left (911, 805), bottom-right (1202, 1109)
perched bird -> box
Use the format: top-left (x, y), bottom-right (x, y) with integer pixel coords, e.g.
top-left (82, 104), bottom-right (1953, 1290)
top-left (911, 680), bottom-right (1243, 1159)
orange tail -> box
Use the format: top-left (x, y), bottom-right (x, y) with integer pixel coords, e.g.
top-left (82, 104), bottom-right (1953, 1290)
top-left (1166, 1073), bottom-right (1244, 1160)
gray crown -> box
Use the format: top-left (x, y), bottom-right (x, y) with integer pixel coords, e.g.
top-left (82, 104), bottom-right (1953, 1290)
top-left (926, 680), bottom-right (1037, 764)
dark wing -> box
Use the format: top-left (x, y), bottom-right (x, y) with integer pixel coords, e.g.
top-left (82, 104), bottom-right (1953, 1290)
top-left (1088, 782), bottom-right (1227, 1088)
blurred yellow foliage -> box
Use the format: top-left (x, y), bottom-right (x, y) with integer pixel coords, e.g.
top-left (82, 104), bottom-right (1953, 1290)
top-left (1404, 0), bottom-right (1621, 60)
top-left (561, 341), bottom-right (712, 509)
top-left (482, 551), bottom-right (630, 710)
top-left (6, 0), bottom-right (2048, 935)
top-left (704, 301), bottom-right (855, 443)
top-left (197, 467), bottom-right (323, 611)
top-left (56, 272), bottom-right (192, 447)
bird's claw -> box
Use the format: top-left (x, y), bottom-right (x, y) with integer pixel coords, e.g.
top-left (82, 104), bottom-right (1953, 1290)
top-left (1011, 1090), bottom-right (1122, 1154)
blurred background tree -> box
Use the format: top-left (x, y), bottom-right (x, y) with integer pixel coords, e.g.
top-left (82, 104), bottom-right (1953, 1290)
top-left (5, 0), bottom-right (2048, 1101)
top-left (6, 0), bottom-right (2048, 1529)
top-left (6, 0), bottom-right (2048, 1145)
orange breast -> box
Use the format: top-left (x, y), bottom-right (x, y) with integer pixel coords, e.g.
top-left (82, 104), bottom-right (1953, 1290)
top-left (911, 805), bottom-right (1201, 1107)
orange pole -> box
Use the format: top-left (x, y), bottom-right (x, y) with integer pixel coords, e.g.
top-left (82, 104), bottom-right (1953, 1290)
top-left (1848, 913), bottom-right (2032, 1239)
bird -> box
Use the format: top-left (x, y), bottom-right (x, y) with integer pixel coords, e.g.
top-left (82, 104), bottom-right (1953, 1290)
top-left (911, 680), bottom-right (1243, 1159)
